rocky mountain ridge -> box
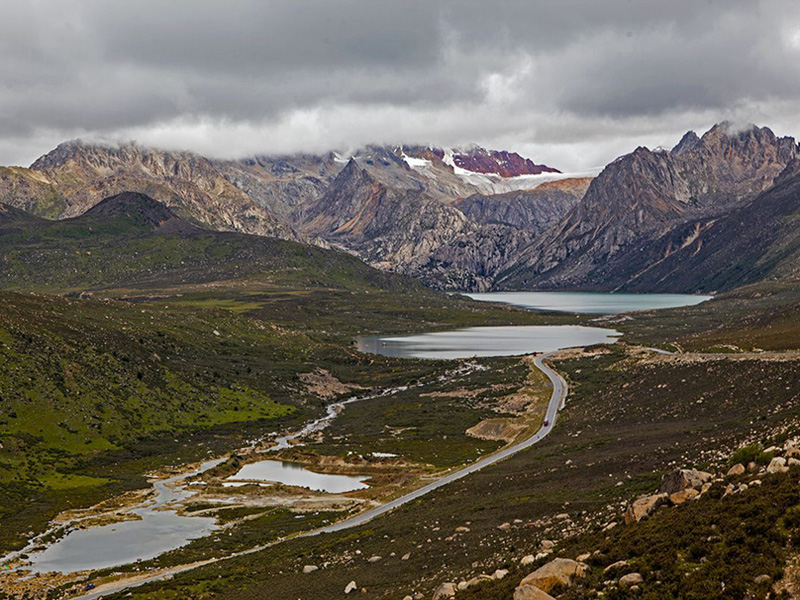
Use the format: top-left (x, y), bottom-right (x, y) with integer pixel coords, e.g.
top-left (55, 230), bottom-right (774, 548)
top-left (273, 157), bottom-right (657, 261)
top-left (3, 122), bottom-right (800, 293)
top-left (25, 141), bottom-right (295, 240)
top-left (499, 123), bottom-right (799, 291)
top-left (0, 140), bottom-right (585, 290)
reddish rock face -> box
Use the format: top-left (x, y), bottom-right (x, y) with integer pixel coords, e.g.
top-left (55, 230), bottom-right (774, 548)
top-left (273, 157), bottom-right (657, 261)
top-left (452, 149), bottom-right (561, 177)
top-left (400, 145), bottom-right (560, 177)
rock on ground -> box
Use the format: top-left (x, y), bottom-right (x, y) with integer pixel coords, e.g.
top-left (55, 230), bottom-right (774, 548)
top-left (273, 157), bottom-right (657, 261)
top-left (619, 572), bottom-right (644, 587)
top-left (659, 469), bottom-right (713, 495)
top-left (432, 582), bottom-right (457, 599)
top-left (669, 488), bottom-right (699, 505)
top-left (519, 557), bottom-right (590, 593)
top-left (768, 457), bottom-right (789, 474)
top-left (514, 585), bottom-right (557, 600)
top-left (727, 463), bottom-right (746, 477)
top-left (624, 493), bottom-right (669, 523)
top-left (603, 560), bottom-right (628, 574)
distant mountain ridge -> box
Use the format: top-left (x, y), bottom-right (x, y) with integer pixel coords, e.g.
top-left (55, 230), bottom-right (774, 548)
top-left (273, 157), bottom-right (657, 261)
top-left (0, 140), bottom-right (585, 290)
top-left (24, 141), bottom-right (295, 240)
top-left (498, 122), bottom-right (799, 291)
top-left (3, 123), bottom-right (800, 293)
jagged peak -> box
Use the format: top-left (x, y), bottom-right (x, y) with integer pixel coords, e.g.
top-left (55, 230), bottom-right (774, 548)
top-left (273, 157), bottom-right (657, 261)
top-left (31, 139), bottom-right (135, 170)
top-left (671, 130), bottom-right (700, 156)
top-left (700, 121), bottom-right (780, 144)
top-left (336, 157), bottom-right (372, 181)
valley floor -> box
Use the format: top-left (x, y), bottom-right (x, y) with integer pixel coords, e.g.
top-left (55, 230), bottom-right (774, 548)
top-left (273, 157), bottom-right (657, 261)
top-left (3, 283), bottom-right (800, 600)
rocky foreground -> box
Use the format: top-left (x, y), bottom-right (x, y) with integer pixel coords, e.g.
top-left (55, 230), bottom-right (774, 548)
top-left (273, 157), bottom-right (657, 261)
top-left (354, 435), bottom-right (800, 600)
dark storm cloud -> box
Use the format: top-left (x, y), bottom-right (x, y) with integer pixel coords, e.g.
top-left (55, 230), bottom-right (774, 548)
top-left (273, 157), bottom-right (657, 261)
top-left (0, 0), bottom-right (798, 168)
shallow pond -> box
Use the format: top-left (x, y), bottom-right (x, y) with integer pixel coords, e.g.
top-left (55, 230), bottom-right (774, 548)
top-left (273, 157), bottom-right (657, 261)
top-left (24, 459), bottom-right (223, 574)
top-left (227, 460), bottom-right (368, 493)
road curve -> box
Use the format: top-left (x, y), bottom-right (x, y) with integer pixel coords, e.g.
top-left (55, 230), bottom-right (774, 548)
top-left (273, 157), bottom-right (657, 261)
top-left (73, 354), bottom-right (567, 599)
top-left (305, 353), bottom-right (567, 535)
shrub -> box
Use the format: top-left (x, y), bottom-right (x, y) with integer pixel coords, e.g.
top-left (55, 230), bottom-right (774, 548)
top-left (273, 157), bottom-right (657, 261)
top-left (730, 443), bottom-right (772, 466)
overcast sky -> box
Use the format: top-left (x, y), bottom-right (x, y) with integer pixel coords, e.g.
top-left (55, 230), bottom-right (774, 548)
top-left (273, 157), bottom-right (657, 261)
top-left (1, 0), bottom-right (799, 170)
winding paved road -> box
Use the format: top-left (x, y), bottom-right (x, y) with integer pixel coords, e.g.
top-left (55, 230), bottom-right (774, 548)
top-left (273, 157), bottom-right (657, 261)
top-left (74, 354), bottom-right (567, 599)
top-left (305, 354), bottom-right (567, 535)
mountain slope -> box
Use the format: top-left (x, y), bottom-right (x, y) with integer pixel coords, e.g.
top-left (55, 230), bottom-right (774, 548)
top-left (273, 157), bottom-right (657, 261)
top-left (297, 160), bottom-right (481, 285)
top-left (454, 178), bottom-right (590, 231)
top-left (608, 160), bottom-right (800, 292)
top-left (0, 192), bottom-right (421, 293)
top-left (500, 123), bottom-right (798, 290)
top-left (1, 141), bottom-right (580, 290)
top-left (20, 142), bottom-right (295, 239)
top-left (214, 153), bottom-right (339, 219)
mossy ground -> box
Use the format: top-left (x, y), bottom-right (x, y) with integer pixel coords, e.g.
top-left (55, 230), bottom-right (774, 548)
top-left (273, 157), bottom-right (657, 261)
top-left (106, 344), bottom-right (800, 599)
top-left (0, 278), bottom-right (551, 559)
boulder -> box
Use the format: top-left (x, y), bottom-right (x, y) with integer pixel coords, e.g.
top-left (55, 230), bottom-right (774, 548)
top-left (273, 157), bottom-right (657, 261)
top-left (432, 582), bottom-right (457, 599)
top-left (669, 488), bottom-right (699, 505)
top-left (786, 447), bottom-right (800, 459)
top-left (520, 555), bottom-right (537, 566)
top-left (603, 560), bottom-right (628, 574)
top-left (519, 557), bottom-right (590, 593)
top-left (789, 458), bottom-right (800, 467)
top-left (302, 565), bottom-right (318, 574)
top-left (619, 573), bottom-right (644, 587)
top-left (659, 469), bottom-right (713, 495)
top-left (514, 585), bottom-right (557, 600)
top-left (767, 457), bottom-right (789, 474)
top-left (493, 569), bottom-right (509, 580)
top-left (344, 581), bottom-right (357, 594)
top-left (367, 555), bottom-right (382, 563)
top-left (465, 575), bottom-right (493, 588)
top-left (624, 493), bottom-right (669, 524)
top-left (576, 553), bottom-right (591, 562)
top-left (727, 463), bottom-right (746, 477)
top-left (754, 574), bottom-right (772, 585)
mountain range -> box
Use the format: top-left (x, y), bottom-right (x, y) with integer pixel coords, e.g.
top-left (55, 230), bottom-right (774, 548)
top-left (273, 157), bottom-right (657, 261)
top-left (1, 122), bottom-right (799, 294)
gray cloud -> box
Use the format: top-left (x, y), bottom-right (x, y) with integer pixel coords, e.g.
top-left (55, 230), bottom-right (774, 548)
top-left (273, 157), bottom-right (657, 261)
top-left (1, 0), bottom-right (798, 169)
